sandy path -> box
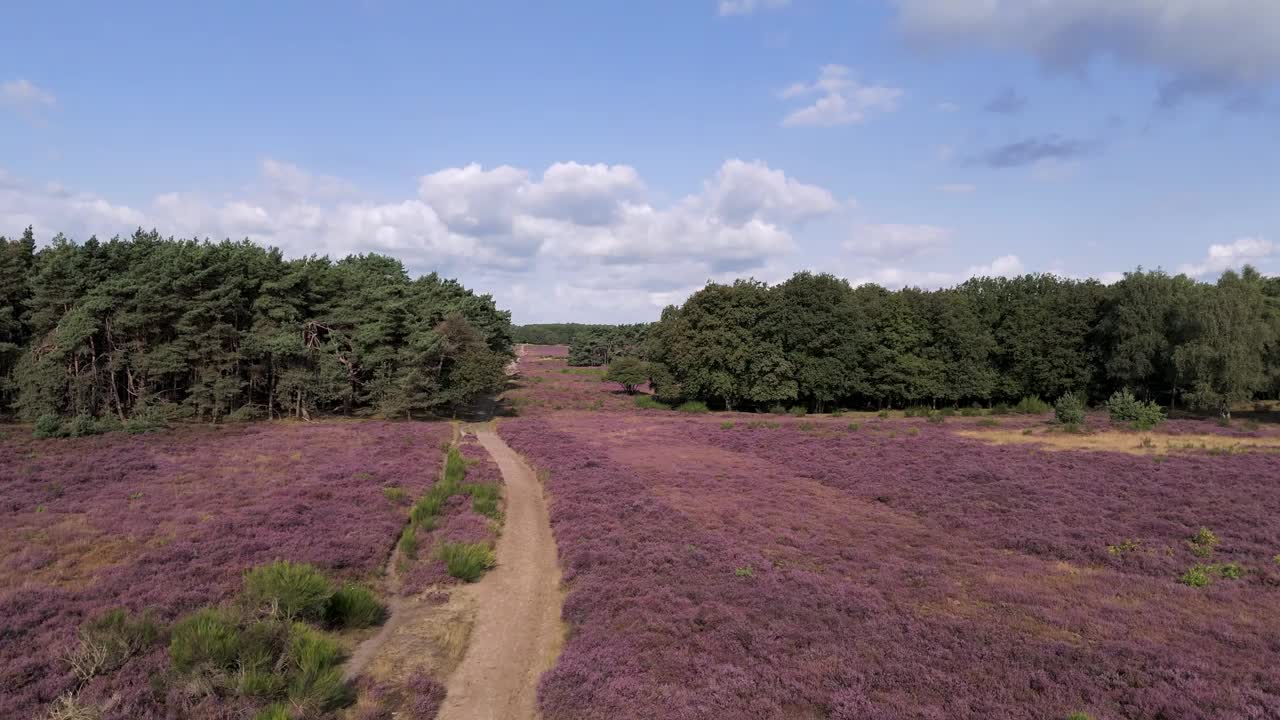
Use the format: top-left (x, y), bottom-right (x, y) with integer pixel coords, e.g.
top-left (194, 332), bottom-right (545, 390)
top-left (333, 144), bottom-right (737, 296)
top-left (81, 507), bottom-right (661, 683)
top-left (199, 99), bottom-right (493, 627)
top-left (436, 426), bottom-right (564, 720)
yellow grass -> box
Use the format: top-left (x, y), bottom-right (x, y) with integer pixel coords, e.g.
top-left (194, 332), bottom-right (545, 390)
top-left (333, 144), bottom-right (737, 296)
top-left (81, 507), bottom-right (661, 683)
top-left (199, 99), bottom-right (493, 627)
top-left (956, 428), bottom-right (1280, 455)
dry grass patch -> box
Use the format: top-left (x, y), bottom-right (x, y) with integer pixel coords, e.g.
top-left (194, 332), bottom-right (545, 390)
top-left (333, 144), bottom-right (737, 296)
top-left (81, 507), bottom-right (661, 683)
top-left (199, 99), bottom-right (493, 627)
top-left (956, 428), bottom-right (1280, 455)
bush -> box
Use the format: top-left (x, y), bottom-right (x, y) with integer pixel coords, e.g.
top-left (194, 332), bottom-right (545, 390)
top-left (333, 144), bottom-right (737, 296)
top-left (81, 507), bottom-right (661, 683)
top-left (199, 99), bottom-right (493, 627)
top-left (831, 408), bottom-right (845, 417)
top-left (1013, 396), bottom-right (1051, 414)
top-left (124, 415), bottom-right (166, 434)
top-left (846, 422), bottom-right (860, 432)
top-left (990, 402), bottom-right (1011, 415)
top-left (225, 405), bottom-right (262, 423)
top-left (1054, 392), bottom-right (1086, 425)
top-left (926, 410), bottom-right (945, 424)
top-left (464, 482), bottom-right (502, 519)
top-left (244, 561), bottom-right (333, 622)
top-left (286, 623), bottom-right (350, 713)
top-left (632, 395), bottom-right (668, 410)
top-left (720, 421), bottom-right (735, 430)
top-left (676, 401), bottom-right (709, 414)
top-left (603, 357), bottom-right (649, 394)
top-left (1106, 389), bottom-right (1164, 429)
top-left (768, 404), bottom-right (787, 415)
top-left (958, 406), bottom-right (982, 417)
top-left (438, 542), bottom-right (496, 582)
top-left (1187, 527), bottom-right (1219, 558)
top-left (170, 608), bottom-right (242, 673)
top-left (254, 705), bottom-right (291, 720)
top-left (68, 414), bottom-right (99, 437)
top-left (382, 486), bottom-right (407, 504)
top-left (976, 418), bottom-right (1000, 427)
top-left (877, 409), bottom-right (890, 419)
top-left (327, 585), bottom-right (385, 629)
top-left (788, 406), bottom-right (807, 417)
top-left (34, 413), bottom-right (64, 439)
top-left (67, 608), bottom-right (161, 682)
top-left (398, 526), bottom-right (418, 560)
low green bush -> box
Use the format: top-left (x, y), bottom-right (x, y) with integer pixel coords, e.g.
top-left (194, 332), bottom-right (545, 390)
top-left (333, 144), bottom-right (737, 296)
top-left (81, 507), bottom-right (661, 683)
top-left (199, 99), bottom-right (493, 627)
top-left (243, 561), bottom-right (333, 622)
top-left (68, 414), bottom-right (98, 437)
top-left (34, 413), bottom-right (64, 439)
top-left (254, 705), bottom-right (291, 720)
top-left (1013, 396), bottom-right (1051, 414)
top-left (633, 395), bottom-right (668, 410)
top-left (398, 525), bottom-right (418, 560)
top-left (326, 584), bottom-right (385, 629)
top-left (976, 418), bottom-right (1000, 427)
top-left (926, 410), bottom-right (945, 424)
top-left (68, 608), bottom-right (161, 681)
top-left (285, 623), bottom-right (350, 713)
top-left (382, 486), bottom-right (407, 504)
top-left (438, 542), bottom-right (496, 582)
top-left (720, 421), bottom-right (735, 430)
top-left (990, 402), bottom-right (1011, 415)
top-left (676, 401), bottom-right (710, 414)
top-left (169, 608), bottom-right (242, 673)
top-left (1106, 389), bottom-right (1164, 429)
top-left (788, 406), bottom-right (807, 417)
top-left (1054, 392), bottom-right (1086, 425)
top-left (464, 483), bottom-right (502, 519)
top-left (768, 404), bottom-right (787, 415)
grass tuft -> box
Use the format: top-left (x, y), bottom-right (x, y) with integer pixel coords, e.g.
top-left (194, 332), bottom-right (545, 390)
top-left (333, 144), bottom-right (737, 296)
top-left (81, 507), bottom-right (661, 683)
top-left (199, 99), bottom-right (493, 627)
top-left (437, 542), bottom-right (496, 582)
top-left (244, 561), bottom-right (333, 622)
top-left (326, 584), bottom-right (385, 629)
top-left (676, 400), bottom-right (710, 414)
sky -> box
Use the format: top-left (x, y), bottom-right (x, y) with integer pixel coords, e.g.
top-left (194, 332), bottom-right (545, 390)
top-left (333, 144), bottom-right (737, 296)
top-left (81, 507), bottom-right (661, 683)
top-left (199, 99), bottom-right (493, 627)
top-left (2, 0), bottom-right (1279, 323)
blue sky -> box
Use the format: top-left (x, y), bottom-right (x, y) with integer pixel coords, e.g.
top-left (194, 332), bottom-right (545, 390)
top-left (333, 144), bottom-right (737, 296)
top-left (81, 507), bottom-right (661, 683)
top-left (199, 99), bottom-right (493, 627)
top-left (2, 0), bottom-right (1278, 322)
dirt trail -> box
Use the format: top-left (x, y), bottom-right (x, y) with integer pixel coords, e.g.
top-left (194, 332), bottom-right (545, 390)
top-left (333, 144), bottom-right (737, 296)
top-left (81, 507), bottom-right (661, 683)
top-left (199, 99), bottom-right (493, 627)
top-left (437, 426), bottom-right (564, 720)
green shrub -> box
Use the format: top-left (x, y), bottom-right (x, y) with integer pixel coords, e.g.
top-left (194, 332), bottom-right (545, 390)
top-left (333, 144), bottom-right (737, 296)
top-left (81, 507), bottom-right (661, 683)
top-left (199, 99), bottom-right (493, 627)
top-left (124, 415), bottom-right (166, 434)
top-left (1180, 565), bottom-right (1212, 587)
top-left (734, 566), bottom-right (754, 578)
top-left (1066, 713), bottom-right (1093, 720)
top-left (169, 608), bottom-right (242, 673)
top-left (1180, 562), bottom-right (1245, 587)
top-left (67, 414), bottom-right (99, 437)
top-left (847, 422), bottom-right (861, 432)
top-left (788, 406), bottom-right (807, 417)
top-left (286, 623), bottom-right (349, 713)
top-left (720, 421), bottom-right (735, 430)
top-left (443, 446), bottom-right (466, 486)
top-left (633, 395), bottom-right (668, 410)
top-left (676, 401), bottom-right (709, 414)
top-left (382, 486), bottom-right (406, 504)
top-left (326, 584), bottom-right (384, 629)
top-left (831, 408), bottom-right (845, 417)
top-left (990, 403), bottom-right (1011, 415)
top-left (958, 406), bottom-right (982, 417)
top-left (253, 704), bottom-right (291, 720)
top-left (34, 413), bottom-right (64, 439)
top-left (398, 526), bottom-right (418, 560)
top-left (1187, 527), bottom-right (1219, 558)
top-left (68, 608), bottom-right (161, 681)
top-left (976, 418), bottom-right (1000, 427)
top-left (877, 409), bottom-right (890, 419)
top-left (1021, 428), bottom-right (1034, 435)
top-left (926, 410), bottom-right (945, 424)
top-left (1013, 396), bottom-right (1051, 414)
top-left (1054, 392), bottom-right (1086, 425)
top-left (768, 404), bottom-right (787, 415)
top-left (244, 561), bottom-right (333, 622)
top-left (464, 483), bottom-right (502, 519)
top-left (225, 406), bottom-right (262, 423)
top-left (438, 543), bottom-right (496, 582)
top-left (1106, 389), bottom-right (1164, 429)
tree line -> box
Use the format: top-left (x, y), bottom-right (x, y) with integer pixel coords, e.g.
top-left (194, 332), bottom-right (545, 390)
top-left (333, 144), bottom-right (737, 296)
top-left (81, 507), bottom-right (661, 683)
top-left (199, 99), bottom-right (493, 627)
top-left (0, 228), bottom-right (513, 424)
top-left (577, 269), bottom-right (1279, 416)
top-left (512, 323), bottom-right (615, 346)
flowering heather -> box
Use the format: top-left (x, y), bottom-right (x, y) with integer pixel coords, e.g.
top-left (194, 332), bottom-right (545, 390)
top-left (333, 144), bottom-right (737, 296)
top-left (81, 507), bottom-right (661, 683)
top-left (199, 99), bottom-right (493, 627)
top-left (499, 364), bottom-right (1280, 719)
top-left (0, 420), bottom-right (450, 719)
top-left (521, 343), bottom-right (570, 358)
top-left (506, 355), bottom-right (647, 415)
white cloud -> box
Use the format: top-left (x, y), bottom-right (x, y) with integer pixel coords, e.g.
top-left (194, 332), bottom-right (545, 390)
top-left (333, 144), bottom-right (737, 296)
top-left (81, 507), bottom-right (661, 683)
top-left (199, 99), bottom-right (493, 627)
top-left (718, 0), bottom-right (790, 17)
top-left (1, 158), bottom-right (843, 317)
top-left (848, 254), bottom-right (1025, 288)
top-left (1179, 236), bottom-right (1275, 276)
top-left (780, 65), bottom-right (904, 127)
top-left (1, 79), bottom-right (56, 117)
top-left (845, 223), bottom-right (951, 260)
top-left (894, 0), bottom-right (1280, 104)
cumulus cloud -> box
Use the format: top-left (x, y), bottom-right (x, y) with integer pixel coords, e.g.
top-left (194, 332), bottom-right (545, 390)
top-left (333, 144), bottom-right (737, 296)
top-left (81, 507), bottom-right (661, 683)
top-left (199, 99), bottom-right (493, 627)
top-left (894, 0), bottom-right (1280, 104)
top-left (718, 0), bottom-right (790, 17)
top-left (1, 157), bottom-right (843, 312)
top-left (1179, 236), bottom-right (1276, 276)
top-left (1, 79), bottom-right (56, 118)
top-left (983, 87), bottom-right (1027, 114)
top-left (968, 135), bottom-right (1098, 168)
top-left (845, 223), bottom-right (951, 261)
top-left (848, 254), bottom-right (1025, 288)
top-left (780, 65), bottom-right (904, 127)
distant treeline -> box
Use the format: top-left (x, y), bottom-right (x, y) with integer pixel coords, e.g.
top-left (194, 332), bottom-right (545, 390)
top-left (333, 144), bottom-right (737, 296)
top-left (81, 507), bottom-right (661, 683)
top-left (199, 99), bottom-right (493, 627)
top-left (596, 269), bottom-right (1278, 415)
top-left (0, 228), bottom-right (513, 423)
top-left (512, 323), bottom-right (616, 345)
top-left (567, 324), bottom-right (650, 367)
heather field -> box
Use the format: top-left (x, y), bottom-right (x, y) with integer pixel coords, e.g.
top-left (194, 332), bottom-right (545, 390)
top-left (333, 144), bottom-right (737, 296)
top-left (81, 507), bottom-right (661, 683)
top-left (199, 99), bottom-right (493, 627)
top-left (0, 421), bottom-right (451, 719)
top-left (500, 355), bottom-right (1280, 720)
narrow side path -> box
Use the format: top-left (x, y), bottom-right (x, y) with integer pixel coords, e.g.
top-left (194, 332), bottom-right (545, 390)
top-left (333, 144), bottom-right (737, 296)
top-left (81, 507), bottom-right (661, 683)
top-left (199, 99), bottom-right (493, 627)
top-left (437, 426), bottom-right (564, 720)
